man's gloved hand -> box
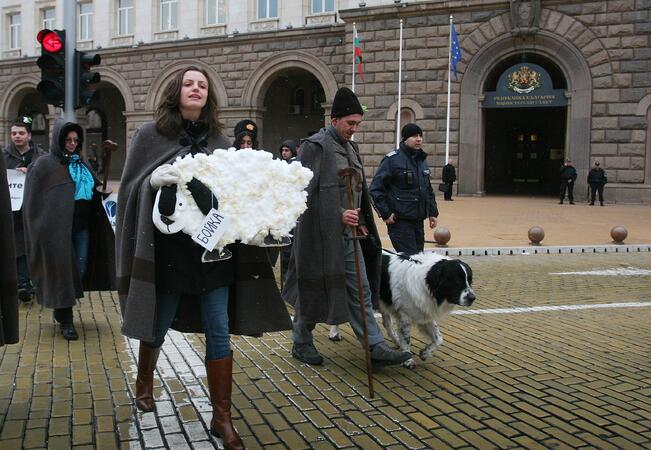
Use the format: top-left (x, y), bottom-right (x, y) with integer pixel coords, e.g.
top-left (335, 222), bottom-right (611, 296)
top-left (150, 164), bottom-right (181, 190)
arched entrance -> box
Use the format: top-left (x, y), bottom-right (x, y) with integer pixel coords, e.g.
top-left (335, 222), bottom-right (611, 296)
top-left (240, 51), bottom-right (338, 151)
top-left (459, 30), bottom-right (594, 198)
top-left (483, 54), bottom-right (568, 195)
top-left (85, 83), bottom-right (127, 181)
top-left (262, 68), bottom-right (326, 150)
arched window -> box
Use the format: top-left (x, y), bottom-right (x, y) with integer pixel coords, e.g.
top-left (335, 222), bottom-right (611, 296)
top-left (400, 107), bottom-right (416, 126)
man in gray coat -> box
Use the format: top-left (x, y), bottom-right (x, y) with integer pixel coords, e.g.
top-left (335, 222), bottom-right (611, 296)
top-left (283, 87), bottom-right (410, 367)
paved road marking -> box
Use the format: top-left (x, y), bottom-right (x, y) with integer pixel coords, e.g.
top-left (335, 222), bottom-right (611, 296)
top-left (450, 301), bottom-right (651, 315)
top-left (550, 266), bottom-right (651, 276)
top-left (303, 300), bottom-right (651, 324)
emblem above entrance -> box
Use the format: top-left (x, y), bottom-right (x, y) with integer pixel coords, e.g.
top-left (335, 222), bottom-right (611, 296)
top-left (510, 0), bottom-right (541, 36)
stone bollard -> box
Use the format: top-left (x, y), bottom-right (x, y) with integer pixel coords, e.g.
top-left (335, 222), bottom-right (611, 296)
top-left (434, 226), bottom-right (451, 246)
top-left (610, 226), bottom-right (627, 244)
top-left (528, 226), bottom-right (545, 245)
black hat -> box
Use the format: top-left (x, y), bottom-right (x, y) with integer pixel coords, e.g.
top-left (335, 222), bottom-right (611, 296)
top-left (331, 87), bottom-right (364, 118)
top-left (401, 123), bottom-right (423, 141)
top-left (279, 139), bottom-right (297, 152)
top-left (234, 119), bottom-right (257, 140)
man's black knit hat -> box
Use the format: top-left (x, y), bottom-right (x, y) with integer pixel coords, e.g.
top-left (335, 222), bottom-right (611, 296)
top-left (401, 123), bottom-right (423, 141)
top-left (331, 87), bottom-right (364, 118)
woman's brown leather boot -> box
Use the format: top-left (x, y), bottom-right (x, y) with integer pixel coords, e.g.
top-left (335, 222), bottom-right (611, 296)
top-left (135, 344), bottom-right (161, 412)
top-left (206, 353), bottom-right (244, 450)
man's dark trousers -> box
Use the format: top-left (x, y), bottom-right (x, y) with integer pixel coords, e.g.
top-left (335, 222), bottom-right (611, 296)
top-left (590, 183), bottom-right (604, 204)
top-left (560, 180), bottom-right (574, 203)
top-left (388, 220), bottom-right (424, 255)
top-left (444, 183), bottom-right (453, 200)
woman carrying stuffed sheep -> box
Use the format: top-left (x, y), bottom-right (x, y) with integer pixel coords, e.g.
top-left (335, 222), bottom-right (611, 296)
top-left (116, 65), bottom-right (291, 450)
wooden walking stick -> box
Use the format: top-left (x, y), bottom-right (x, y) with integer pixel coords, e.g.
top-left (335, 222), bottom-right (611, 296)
top-left (338, 167), bottom-right (374, 398)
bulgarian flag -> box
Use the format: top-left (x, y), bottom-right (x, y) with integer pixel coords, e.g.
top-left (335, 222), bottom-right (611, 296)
top-left (354, 24), bottom-right (364, 82)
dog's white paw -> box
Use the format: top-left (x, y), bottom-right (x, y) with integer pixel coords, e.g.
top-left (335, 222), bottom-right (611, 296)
top-left (419, 347), bottom-right (438, 361)
top-left (328, 326), bottom-right (342, 341)
top-left (402, 358), bottom-right (417, 369)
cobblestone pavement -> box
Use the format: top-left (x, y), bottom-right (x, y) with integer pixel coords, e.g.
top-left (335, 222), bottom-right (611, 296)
top-left (2, 252), bottom-right (651, 449)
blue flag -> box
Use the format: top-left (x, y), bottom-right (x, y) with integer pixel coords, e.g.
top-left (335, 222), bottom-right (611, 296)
top-left (451, 23), bottom-right (462, 80)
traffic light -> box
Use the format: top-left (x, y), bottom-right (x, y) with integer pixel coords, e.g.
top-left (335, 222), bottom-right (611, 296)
top-left (36, 29), bottom-right (66, 107)
top-left (75, 50), bottom-right (101, 108)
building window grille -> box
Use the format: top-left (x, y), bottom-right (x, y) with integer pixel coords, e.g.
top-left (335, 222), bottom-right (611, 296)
top-left (42, 8), bottom-right (55, 30)
top-left (79, 3), bottom-right (93, 41)
top-left (258, 0), bottom-right (278, 19)
top-left (118, 0), bottom-right (134, 35)
top-left (9, 14), bottom-right (21, 49)
top-left (312, 0), bottom-right (334, 14)
top-left (160, 0), bottom-right (177, 31)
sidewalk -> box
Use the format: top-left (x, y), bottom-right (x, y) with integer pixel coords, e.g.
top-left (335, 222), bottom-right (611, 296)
top-left (374, 195), bottom-right (651, 250)
top-left (1, 196), bottom-right (651, 450)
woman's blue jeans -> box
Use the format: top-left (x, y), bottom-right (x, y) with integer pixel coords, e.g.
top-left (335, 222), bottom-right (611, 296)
top-left (146, 287), bottom-right (231, 361)
top-left (72, 228), bottom-right (90, 279)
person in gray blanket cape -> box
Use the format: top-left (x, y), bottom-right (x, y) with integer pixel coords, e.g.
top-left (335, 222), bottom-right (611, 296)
top-left (0, 155), bottom-right (19, 347)
top-left (283, 87), bottom-right (411, 368)
top-left (115, 65), bottom-right (291, 450)
top-left (23, 120), bottom-right (114, 341)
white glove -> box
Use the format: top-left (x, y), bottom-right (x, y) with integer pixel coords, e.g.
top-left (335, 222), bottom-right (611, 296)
top-left (150, 164), bottom-right (181, 190)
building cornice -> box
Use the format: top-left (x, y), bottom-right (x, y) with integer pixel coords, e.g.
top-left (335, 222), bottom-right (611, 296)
top-left (339, 0), bottom-right (511, 21)
top-left (339, 0), bottom-right (596, 22)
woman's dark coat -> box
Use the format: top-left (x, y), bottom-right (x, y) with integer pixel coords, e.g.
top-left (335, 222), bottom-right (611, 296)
top-left (116, 122), bottom-right (291, 342)
top-left (23, 120), bottom-right (115, 309)
top-left (282, 128), bottom-right (382, 325)
top-left (0, 155), bottom-right (19, 345)
top-left (3, 142), bottom-right (47, 256)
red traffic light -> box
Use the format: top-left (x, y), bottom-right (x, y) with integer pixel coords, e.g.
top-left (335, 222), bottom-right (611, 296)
top-left (37, 29), bottom-right (63, 53)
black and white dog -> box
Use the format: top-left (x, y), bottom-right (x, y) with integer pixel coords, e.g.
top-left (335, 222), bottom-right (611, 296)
top-left (378, 250), bottom-right (475, 368)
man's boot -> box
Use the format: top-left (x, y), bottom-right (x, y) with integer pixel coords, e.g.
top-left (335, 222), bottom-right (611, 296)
top-left (206, 353), bottom-right (244, 450)
top-left (135, 344), bottom-right (161, 412)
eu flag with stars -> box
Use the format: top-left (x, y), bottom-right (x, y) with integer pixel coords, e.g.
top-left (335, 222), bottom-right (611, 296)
top-left (451, 24), bottom-right (462, 80)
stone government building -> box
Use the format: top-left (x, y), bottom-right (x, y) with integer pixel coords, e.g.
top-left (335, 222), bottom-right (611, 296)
top-left (0, 0), bottom-right (649, 203)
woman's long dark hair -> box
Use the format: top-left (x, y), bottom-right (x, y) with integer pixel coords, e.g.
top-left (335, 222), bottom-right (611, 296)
top-left (154, 65), bottom-right (223, 137)
top-left (233, 132), bottom-right (259, 150)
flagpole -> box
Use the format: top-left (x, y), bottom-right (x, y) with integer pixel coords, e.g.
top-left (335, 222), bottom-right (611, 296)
top-left (352, 22), bottom-right (357, 93)
top-left (445, 15), bottom-right (453, 165)
top-left (396, 19), bottom-right (403, 149)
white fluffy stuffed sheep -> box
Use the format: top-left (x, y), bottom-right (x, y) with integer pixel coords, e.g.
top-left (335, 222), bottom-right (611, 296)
top-left (152, 148), bottom-right (313, 250)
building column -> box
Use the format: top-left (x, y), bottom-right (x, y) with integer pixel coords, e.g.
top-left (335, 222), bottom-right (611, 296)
top-left (123, 111), bottom-right (155, 151)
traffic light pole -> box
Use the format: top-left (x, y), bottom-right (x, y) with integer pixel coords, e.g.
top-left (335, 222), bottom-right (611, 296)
top-left (63, 0), bottom-right (76, 121)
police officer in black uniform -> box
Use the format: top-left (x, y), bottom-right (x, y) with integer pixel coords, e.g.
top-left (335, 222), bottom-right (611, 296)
top-left (370, 123), bottom-right (439, 255)
top-left (559, 158), bottom-right (578, 204)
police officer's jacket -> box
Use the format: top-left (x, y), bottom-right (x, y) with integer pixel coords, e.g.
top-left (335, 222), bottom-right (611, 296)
top-left (369, 141), bottom-right (438, 221)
